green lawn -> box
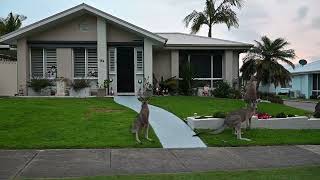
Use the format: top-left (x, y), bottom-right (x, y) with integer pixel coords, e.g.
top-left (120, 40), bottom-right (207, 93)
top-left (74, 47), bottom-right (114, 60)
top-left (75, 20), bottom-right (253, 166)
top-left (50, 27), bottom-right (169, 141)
top-left (0, 98), bottom-right (161, 149)
top-left (32, 166), bottom-right (320, 180)
top-left (150, 96), bottom-right (319, 147)
top-left (150, 96), bottom-right (310, 120)
top-left (197, 129), bottom-right (320, 147)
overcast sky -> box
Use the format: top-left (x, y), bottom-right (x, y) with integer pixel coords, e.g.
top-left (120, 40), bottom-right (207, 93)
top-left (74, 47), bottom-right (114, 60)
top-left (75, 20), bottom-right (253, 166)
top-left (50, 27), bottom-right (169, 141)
top-left (1, 0), bottom-right (320, 64)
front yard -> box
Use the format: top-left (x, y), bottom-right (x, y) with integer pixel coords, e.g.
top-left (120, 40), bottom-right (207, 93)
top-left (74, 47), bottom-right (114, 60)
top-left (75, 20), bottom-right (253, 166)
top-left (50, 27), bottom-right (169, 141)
top-left (0, 98), bottom-right (161, 149)
top-left (151, 96), bottom-right (320, 147)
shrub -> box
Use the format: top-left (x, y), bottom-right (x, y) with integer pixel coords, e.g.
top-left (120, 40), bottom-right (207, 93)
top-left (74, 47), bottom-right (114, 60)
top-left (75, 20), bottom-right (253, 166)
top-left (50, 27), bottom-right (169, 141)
top-left (28, 79), bottom-right (53, 92)
top-left (212, 81), bottom-right (232, 98)
top-left (229, 89), bottom-right (242, 99)
top-left (71, 79), bottom-right (90, 92)
top-left (287, 114), bottom-right (295, 117)
top-left (275, 112), bottom-right (287, 118)
top-left (259, 92), bottom-right (284, 104)
top-left (314, 112), bottom-right (320, 118)
top-left (213, 111), bottom-right (226, 118)
top-left (179, 64), bottom-right (195, 96)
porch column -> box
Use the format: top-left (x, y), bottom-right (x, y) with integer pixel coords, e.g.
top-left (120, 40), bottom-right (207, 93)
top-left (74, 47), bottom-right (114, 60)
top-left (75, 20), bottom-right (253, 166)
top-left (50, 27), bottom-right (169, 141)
top-left (144, 38), bottom-right (153, 85)
top-left (57, 48), bottom-right (72, 80)
top-left (17, 38), bottom-right (29, 95)
top-left (224, 50), bottom-right (234, 84)
top-left (97, 17), bottom-right (108, 86)
top-left (171, 50), bottom-right (179, 78)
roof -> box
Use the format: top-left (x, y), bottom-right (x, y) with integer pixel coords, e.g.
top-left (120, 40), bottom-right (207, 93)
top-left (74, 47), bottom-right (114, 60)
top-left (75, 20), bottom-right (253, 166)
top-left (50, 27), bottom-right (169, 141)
top-left (0, 3), bottom-right (167, 45)
top-left (156, 33), bottom-right (253, 49)
top-left (288, 60), bottom-right (320, 75)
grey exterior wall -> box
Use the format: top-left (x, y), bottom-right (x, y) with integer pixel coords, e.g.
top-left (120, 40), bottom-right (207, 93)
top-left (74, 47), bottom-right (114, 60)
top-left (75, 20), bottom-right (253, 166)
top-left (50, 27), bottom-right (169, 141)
top-left (57, 48), bottom-right (73, 80)
top-left (17, 38), bottom-right (29, 95)
top-left (107, 24), bottom-right (142, 42)
top-left (0, 61), bottom-right (17, 96)
top-left (153, 50), bottom-right (172, 80)
top-left (28, 15), bottom-right (97, 41)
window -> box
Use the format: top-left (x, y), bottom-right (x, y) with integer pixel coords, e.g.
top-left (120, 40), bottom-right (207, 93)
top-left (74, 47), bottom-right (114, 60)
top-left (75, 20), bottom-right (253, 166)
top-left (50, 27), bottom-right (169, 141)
top-left (190, 54), bottom-right (211, 78)
top-left (313, 74), bottom-right (320, 96)
top-left (136, 48), bottom-right (144, 74)
top-left (178, 51), bottom-right (223, 87)
top-left (30, 48), bottom-right (57, 79)
top-left (108, 47), bottom-right (116, 74)
top-left (73, 48), bottom-right (98, 78)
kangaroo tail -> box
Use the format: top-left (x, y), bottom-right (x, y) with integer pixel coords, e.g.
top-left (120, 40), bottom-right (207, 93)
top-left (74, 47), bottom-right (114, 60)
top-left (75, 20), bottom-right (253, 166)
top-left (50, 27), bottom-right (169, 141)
top-left (193, 124), bottom-right (226, 137)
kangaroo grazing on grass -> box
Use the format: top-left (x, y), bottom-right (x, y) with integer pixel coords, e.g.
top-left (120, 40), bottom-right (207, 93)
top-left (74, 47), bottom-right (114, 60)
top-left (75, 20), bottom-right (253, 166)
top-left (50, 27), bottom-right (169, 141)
top-left (211, 102), bottom-right (257, 141)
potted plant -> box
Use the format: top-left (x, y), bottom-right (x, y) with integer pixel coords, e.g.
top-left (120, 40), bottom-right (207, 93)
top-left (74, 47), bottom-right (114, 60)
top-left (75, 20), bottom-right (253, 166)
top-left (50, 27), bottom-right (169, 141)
top-left (97, 79), bottom-right (112, 97)
top-left (28, 78), bottom-right (53, 96)
top-left (70, 79), bottom-right (90, 97)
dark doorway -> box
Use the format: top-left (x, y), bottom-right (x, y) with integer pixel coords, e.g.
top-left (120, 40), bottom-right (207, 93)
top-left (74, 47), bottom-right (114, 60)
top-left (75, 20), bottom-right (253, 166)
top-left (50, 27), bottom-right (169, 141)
top-left (117, 47), bottom-right (135, 93)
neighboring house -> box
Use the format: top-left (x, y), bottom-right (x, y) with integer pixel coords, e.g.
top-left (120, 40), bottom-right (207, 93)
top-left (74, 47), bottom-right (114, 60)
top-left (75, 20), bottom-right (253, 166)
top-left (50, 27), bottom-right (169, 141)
top-left (259, 60), bottom-right (320, 99)
top-left (0, 3), bottom-right (252, 96)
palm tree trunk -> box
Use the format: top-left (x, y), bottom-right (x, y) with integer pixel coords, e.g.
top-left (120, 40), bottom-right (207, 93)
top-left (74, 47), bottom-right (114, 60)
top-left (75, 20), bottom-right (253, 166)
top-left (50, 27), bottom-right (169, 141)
top-left (208, 26), bottom-right (212, 37)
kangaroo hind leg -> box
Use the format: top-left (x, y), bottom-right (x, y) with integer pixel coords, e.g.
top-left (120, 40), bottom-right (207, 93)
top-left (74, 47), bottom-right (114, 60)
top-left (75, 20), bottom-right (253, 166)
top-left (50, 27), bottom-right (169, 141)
top-left (236, 126), bottom-right (251, 141)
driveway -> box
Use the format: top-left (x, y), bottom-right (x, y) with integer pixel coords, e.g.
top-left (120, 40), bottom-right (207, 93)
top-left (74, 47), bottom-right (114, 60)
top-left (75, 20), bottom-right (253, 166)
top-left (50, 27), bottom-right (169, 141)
top-left (284, 100), bottom-right (316, 112)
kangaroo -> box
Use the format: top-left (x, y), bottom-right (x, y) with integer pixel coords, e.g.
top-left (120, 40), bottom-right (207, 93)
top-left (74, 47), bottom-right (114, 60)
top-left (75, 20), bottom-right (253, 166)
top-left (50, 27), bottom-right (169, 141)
top-left (243, 75), bottom-right (258, 105)
top-left (131, 97), bottom-right (152, 143)
top-left (211, 102), bottom-right (257, 141)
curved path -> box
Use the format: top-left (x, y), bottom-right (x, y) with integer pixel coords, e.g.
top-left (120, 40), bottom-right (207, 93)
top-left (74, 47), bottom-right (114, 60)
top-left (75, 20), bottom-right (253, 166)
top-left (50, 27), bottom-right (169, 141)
top-left (114, 96), bottom-right (206, 149)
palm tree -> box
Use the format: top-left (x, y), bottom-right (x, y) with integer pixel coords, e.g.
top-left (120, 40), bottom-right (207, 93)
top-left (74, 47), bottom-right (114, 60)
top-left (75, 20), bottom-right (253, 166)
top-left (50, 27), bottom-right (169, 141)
top-left (240, 36), bottom-right (296, 90)
top-left (183, 0), bottom-right (243, 37)
top-left (0, 12), bottom-right (26, 36)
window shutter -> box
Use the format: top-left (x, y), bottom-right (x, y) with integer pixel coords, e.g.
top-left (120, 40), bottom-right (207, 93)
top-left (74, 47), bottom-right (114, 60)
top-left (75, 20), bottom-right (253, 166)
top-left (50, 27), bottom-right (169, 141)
top-left (136, 48), bottom-right (143, 74)
top-left (45, 49), bottom-right (57, 79)
top-left (31, 48), bottom-right (44, 78)
top-left (87, 48), bottom-right (98, 78)
top-left (74, 48), bottom-right (86, 78)
top-left (109, 48), bottom-right (116, 74)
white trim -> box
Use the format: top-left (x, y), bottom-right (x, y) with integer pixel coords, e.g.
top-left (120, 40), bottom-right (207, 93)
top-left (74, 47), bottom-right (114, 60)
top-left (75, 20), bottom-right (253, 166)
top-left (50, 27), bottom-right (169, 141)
top-left (0, 4), bottom-right (167, 44)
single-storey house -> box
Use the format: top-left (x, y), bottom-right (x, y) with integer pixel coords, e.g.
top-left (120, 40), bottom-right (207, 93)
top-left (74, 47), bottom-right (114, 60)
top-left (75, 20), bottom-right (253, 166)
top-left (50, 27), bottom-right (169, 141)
top-left (0, 3), bottom-right (252, 96)
top-left (259, 60), bottom-right (320, 99)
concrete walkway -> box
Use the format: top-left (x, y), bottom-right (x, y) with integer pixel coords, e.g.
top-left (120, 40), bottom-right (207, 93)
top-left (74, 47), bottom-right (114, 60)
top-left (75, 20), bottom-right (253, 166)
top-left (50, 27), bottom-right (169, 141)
top-left (114, 96), bottom-right (206, 149)
top-left (1, 146), bottom-right (320, 179)
top-left (284, 100), bottom-right (316, 112)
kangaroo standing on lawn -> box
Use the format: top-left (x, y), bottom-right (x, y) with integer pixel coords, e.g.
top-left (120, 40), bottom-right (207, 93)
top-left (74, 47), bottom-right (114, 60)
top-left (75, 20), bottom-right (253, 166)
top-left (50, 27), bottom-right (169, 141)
top-left (132, 97), bottom-right (152, 143)
top-left (211, 102), bottom-right (257, 141)
top-left (132, 78), bottom-right (153, 143)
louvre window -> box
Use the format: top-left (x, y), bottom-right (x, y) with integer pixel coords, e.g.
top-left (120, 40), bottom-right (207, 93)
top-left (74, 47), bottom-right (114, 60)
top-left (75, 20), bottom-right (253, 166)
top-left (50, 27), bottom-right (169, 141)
top-left (73, 48), bottom-right (98, 78)
top-left (136, 48), bottom-right (143, 73)
top-left (109, 48), bottom-right (116, 74)
top-left (31, 48), bottom-right (57, 79)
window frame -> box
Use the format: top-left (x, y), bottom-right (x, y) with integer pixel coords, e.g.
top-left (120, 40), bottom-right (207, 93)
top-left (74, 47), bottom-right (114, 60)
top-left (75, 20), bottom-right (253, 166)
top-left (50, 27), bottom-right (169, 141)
top-left (29, 48), bottom-right (57, 80)
top-left (179, 53), bottom-right (223, 88)
top-left (72, 48), bottom-right (98, 80)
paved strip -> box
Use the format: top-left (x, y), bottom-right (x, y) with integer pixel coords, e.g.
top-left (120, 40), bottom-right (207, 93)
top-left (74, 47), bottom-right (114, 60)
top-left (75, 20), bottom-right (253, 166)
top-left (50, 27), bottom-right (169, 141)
top-left (284, 100), bottom-right (316, 112)
top-left (0, 146), bottom-right (320, 179)
top-left (114, 96), bottom-right (206, 149)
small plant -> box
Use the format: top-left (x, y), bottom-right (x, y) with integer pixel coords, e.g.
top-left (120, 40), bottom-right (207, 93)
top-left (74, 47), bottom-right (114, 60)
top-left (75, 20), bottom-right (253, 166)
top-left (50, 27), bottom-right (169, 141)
top-left (287, 114), bottom-right (295, 117)
top-left (275, 112), bottom-right (287, 118)
top-left (259, 92), bottom-right (284, 104)
top-left (314, 111), bottom-right (320, 118)
top-left (213, 111), bottom-right (226, 118)
top-left (71, 79), bottom-right (90, 92)
top-left (179, 64), bottom-right (195, 96)
top-left (257, 112), bottom-right (272, 119)
top-left (212, 81), bottom-right (232, 98)
top-left (28, 79), bottom-right (53, 92)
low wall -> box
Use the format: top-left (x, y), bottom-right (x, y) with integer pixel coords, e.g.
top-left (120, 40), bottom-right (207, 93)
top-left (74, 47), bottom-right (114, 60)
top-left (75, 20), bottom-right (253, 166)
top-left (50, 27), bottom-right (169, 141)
top-left (0, 60), bottom-right (17, 96)
top-left (187, 116), bottom-right (320, 130)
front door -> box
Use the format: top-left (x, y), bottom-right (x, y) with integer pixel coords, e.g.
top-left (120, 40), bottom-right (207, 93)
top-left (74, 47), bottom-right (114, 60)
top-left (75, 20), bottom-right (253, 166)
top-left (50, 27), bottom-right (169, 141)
top-left (117, 47), bottom-right (135, 93)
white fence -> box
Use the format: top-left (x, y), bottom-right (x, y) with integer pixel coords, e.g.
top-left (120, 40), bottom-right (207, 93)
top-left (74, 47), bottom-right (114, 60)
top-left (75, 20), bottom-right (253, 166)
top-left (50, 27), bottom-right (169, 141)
top-left (0, 60), bottom-right (17, 96)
